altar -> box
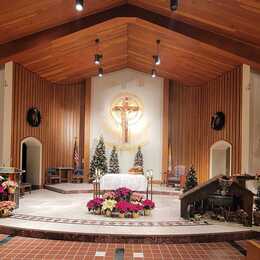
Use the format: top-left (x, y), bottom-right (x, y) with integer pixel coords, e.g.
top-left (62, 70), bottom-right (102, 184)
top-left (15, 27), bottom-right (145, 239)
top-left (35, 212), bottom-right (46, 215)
top-left (100, 174), bottom-right (147, 191)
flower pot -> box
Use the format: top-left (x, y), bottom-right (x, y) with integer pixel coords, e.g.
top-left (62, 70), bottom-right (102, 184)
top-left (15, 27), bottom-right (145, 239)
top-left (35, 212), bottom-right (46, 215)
top-left (132, 212), bottom-right (139, 218)
top-left (118, 212), bottom-right (125, 218)
top-left (95, 208), bottom-right (101, 215)
top-left (144, 209), bottom-right (151, 216)
top-left (8, 188), bottom-right (15, 194)
top-left (106, 209), bottom-right (112, 217)
top-left (0, 209), bottom-right (12, 218)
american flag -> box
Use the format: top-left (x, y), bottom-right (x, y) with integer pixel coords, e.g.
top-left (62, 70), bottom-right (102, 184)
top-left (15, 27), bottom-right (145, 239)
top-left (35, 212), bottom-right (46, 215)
top-left (73, 139), bottom-right (80, 170)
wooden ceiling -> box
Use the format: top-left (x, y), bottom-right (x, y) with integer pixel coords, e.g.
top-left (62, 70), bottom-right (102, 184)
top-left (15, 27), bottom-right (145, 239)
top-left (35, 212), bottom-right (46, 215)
top-left (1, 1), bottom-right (260, 86)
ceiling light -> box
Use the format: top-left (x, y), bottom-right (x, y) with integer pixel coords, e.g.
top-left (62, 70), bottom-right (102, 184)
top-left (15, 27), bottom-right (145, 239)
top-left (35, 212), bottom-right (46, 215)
top-left (94, 54), bottom-right (102, 65)
top-left (153, 55), bottom-right (160, 66)
top-left (171, 0), bottom-right (178, 11)
top-left (98, 67), bottom-right (103, 78)
top-left (151, 69), bottom-right (156, 78)
top-left (75, 0), bottom-right (84, 12)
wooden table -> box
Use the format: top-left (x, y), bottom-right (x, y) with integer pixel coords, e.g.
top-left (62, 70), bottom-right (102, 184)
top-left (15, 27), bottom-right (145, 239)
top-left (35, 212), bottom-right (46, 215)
top-left (54, 167), bottom-right (74, 183)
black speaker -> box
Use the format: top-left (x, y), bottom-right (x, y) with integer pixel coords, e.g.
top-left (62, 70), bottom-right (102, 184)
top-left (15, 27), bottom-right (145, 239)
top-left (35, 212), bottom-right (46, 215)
top-left (171, 0), bottom-right (178, 11)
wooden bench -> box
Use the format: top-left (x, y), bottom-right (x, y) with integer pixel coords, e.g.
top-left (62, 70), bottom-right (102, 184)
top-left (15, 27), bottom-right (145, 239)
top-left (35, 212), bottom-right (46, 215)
top-left (20, 182), bottom-right (32, 196)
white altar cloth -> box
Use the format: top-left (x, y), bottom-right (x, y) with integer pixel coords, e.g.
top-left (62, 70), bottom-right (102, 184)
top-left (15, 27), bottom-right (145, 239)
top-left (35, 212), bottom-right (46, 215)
top-left (100, 174), bottom-right (147, 191)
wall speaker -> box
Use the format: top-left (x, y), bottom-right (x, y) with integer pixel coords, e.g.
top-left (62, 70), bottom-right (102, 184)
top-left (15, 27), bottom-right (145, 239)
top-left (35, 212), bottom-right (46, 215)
top-left (171, 0), bottom-right (178, 11)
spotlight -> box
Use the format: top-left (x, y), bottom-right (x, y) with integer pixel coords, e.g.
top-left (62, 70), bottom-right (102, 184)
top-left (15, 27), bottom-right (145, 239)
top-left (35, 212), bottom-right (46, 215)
top-left (94, 54), bottom-right (102, 65)
top-left (98, 67), bottom-right (103, 77)
top-left (75, 0), bottom-right (84, 12)
top-left (153, 55), bottom-right (160, 66)
top-left (151, 69), bottom-right (156, 78)
top-left (171, 0), bottom-right (178, 11)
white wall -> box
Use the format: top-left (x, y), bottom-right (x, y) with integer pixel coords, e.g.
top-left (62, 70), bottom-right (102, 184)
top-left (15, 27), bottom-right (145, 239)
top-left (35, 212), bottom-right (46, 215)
top-left (0, 62), bottom-right (13, 166)
top-left (90, 68), bottom-right (164, 179)
top-left (249, 70), bottom-right (260, 174)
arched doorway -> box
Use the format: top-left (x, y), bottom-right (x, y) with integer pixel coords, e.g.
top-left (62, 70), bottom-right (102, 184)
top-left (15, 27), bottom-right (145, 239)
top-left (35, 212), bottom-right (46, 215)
top-left (20, 137), bottom-right (42, 188)
top-left (210, 140), bottom-right (232, 178)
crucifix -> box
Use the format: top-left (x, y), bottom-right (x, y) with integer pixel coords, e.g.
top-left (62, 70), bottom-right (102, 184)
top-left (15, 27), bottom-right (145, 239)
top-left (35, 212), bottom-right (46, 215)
top-left (112, 96), bottom-right (139, 143)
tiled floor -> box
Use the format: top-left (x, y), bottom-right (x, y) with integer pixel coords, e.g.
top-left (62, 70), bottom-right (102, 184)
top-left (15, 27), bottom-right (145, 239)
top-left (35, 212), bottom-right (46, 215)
top-left (0, 234), bottom-right (247, 259)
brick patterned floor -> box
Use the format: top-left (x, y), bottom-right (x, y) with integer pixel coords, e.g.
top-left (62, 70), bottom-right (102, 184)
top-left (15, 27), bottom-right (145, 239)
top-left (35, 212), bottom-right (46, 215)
top-left (0, 235), bottom-right (246, 259)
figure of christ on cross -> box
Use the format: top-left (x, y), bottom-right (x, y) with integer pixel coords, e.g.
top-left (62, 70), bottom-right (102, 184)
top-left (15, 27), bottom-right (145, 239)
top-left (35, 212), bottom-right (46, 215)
top-left (112, 96), bottom-right (139, 143)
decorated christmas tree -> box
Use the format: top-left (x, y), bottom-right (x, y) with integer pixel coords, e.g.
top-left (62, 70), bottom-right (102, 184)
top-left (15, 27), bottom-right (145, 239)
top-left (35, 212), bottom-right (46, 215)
top-left (89, 136), bottom-right (108, 180)
top-left (109, 146), bottom-right (120, 174)
top-left (183, 165), bottom-right (198, 192)
top-left (134, 146), bottom-right (144, 168)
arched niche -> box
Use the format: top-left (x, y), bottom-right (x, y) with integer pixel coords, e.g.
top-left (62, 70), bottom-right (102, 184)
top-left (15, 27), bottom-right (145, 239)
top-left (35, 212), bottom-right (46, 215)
top-left (20, 137), bottom-right (42, 187)
top-left (210, 140), bottom-right (232, 179)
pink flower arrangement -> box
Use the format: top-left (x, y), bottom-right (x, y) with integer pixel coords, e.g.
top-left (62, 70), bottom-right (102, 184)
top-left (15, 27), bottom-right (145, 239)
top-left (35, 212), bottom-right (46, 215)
top-left (115, 200), bottom-right (129, 214)
top-left (103, 191), bottom-right (116, 200)
top-left (128, 203), bottom-right (143, 212)
top-left (86, 197), bottom-right (104, 210)
top-left (142, 199), bottom-right (155, 209)
top-left (131, 192), bottom-right (144, 202)
top-left (115, 187), bottom-right (132, 198)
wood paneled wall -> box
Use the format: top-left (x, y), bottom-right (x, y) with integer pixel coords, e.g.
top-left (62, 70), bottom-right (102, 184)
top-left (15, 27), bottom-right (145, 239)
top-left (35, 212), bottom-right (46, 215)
top-left (12, 63), bottom-right (53, 183)
top-left (169, 66), bottom-right (242, 183)
top-left (11, 63), bottom-right (89, 184)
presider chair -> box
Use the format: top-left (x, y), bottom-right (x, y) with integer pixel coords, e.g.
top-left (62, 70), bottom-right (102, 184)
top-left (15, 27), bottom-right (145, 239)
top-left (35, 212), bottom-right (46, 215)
top-left (71, 168), bottom-right (84, 183)
top-left (166, 165), bottom-right (186, 188)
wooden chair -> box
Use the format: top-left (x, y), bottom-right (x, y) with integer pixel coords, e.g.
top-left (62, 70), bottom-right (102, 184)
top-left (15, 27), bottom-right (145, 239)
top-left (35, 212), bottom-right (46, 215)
top-left (20, 182), bottom-right (32, 196)
top-left (71, 169), bottom-right (84, 183)
top-left (47, 168), bottom-right (60, 184)
top-left (166, 165), bottom-right (186, 188)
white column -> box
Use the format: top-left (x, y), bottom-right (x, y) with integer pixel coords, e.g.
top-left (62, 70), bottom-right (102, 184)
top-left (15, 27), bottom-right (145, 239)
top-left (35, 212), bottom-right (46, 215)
top-left (241, 64), bottom-right (251, 175)
top-left (0, 61), bottom-right (14, 166)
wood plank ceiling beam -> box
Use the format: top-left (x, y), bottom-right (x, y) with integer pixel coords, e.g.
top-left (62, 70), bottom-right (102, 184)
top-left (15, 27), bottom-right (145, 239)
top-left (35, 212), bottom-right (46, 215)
top-left (0, 4), bottom-right (260, 68)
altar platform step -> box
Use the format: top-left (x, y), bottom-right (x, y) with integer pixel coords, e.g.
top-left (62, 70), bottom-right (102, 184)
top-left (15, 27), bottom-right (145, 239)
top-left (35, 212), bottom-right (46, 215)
top-left (44, 183), bottom-right (181, 196)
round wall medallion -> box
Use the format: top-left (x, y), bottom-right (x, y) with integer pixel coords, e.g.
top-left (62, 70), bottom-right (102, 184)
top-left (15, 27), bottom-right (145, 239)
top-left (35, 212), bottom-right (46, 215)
top-left (211, 112), bottom-right (225, 131)
top-left (27, 108), bottom-right (41, 127)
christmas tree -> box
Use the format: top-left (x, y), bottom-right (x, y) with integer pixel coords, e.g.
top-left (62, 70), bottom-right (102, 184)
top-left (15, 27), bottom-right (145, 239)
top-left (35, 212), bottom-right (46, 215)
top-left (109, 146), bottom-right (120, 174)
top-left (134, 146), bottom-right (144, 168)
top-left (183, 165), bottom-right (198, 192)
top-left (89, 136), bottom-right (108, 180)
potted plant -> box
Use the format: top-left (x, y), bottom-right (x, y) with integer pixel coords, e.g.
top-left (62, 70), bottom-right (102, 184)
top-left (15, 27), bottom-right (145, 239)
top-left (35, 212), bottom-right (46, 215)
top-left (115, 187), bottom-right (132, 201)
top-left (4, 180), bottom-right (18, 194)
top-left (86, 197), bottom-right (103, 215)
top-left (0, 201), bottom-right (16, 217)
top-left (131, 192), bottom-right (143, 202)
top-left (102, 199), bottom-right (117, 217)
top-left (115, 200), bottom-right (129, 218)
top-left (129, 203), bottom-right (143, 218)
top-left (142, 199), bottom-right (155, 216)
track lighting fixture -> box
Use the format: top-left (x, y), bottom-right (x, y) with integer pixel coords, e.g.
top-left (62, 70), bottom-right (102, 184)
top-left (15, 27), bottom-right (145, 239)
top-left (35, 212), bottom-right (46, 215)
top-left (153, 55), bottom-right (160, 66)
top-left (94, 38), bottom-right (103, 65)
top-left (98, 67), bottom-right (104, 78)
top-left (94, 54), bottom-right (102, 65)
top-left (75, 0), bottom-right (84, 12)
top-left (151, 69), bottom-right (156, 78)
top-left (170, 0), bottom-right (178, 11)
top-left (154, 39), bottom-right (161, 66)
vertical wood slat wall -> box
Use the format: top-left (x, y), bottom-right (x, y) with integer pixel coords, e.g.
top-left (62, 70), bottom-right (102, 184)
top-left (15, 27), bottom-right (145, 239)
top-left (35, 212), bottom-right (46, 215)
top-left (169, 66), bottom-right (242, 183)
top-left (11, 63), bottom-right (88, 184)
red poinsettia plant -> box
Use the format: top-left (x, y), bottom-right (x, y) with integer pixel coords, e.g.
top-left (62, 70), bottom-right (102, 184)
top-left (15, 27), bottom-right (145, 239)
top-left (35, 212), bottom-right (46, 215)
top-left (115, 200), bottom-right (129, 214)
top-left (115, 187), bottom-right (132, 199)
top-left (86, 197), bottom-right (104, 211)
top-left (142, 199), bottom-right (155, 210)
